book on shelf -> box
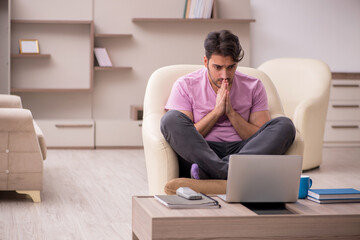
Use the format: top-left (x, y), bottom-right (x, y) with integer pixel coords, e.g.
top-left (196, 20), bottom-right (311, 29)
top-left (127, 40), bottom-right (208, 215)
top-left (183, 0), bottom-right (190, 18)
top-left (94, 48), bottom-right (112, 67)
top-left (308, 188), bottom-right (360, 200)
top-left (184, 0), bottom-right (214, 19)
top-left (155, 194), bottom-right (220, 209)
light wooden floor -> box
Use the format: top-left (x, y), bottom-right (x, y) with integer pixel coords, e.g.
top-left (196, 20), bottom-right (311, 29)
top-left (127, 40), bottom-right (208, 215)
top-left (0, 149), bottom-right (148, 240)
top-left (0, 147), bottom-right (359, 240)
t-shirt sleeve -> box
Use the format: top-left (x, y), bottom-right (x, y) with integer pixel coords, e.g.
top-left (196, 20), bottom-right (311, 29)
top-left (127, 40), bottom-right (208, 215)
top-left (251, 81), bottom-right (268, 113)
top-left (165, 78), bottom-right (193, 111)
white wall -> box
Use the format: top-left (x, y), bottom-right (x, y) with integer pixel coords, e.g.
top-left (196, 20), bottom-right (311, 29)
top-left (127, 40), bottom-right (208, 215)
top-left (251, 0), bottom-right (360, 72)
top-left (11, 0), bottom-right (92, 20)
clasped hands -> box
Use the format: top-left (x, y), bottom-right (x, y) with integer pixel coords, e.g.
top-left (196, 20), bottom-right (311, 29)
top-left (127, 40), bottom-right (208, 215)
top-left (214, 80), bottom-right (235, 118)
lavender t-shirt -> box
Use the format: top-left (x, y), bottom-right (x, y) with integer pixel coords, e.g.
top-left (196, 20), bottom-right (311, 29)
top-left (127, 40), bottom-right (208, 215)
top-left (165, 67), bottom-right (268, 142)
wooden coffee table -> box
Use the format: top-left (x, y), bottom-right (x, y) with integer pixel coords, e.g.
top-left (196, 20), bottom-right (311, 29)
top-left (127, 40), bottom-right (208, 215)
top-left (132, 196), bottom-right (360, 240)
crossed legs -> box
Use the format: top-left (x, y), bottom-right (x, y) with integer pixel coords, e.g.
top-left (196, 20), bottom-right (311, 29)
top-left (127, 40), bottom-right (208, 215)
top-left (160, 110), bottom-right (295, 179)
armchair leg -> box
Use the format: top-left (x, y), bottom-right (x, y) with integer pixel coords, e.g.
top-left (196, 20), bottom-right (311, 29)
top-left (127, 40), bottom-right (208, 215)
top-left (16, 190), bottom-right (41, 203)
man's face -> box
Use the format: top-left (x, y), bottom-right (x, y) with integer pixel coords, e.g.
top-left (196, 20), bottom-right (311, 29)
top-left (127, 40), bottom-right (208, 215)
top-left (204, 54), bottom-right (237, 91)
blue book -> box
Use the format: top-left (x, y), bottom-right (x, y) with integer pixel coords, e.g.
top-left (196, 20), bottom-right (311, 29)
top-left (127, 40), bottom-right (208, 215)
top-left (308, 188), bottom-right (360, 200)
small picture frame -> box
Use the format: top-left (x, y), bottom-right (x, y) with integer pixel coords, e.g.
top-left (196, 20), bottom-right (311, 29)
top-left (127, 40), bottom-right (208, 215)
top-left (19, 39), bottom-right (40, 54)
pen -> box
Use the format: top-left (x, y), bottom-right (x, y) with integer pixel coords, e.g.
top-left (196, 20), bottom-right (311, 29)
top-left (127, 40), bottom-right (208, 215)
top-left (200, 192), bottom-right (221, 208)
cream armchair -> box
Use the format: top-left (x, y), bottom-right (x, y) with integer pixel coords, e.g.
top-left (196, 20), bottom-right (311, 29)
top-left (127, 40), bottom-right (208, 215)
top-left (143, 65), bottom-right (303, 195)
top-left (258, 58), bottom-right (331, 170)
top-left (0, 94), bottom-right (47, 202)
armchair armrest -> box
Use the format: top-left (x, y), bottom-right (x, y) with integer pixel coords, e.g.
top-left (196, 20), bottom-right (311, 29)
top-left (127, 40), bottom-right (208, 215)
top-left (292, 96), bottom-right (329, 169)
top-left (293, 97), bottom-right (328, 143)
top-left (285, 128), bottom-right (304, 156)
top-left (271, 113), bottom-right (304, 156)
top-left (142, 113), bottom-right (178, 195)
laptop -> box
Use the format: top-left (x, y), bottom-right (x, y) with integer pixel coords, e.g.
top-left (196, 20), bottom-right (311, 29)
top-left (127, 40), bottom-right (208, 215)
top-left (218, 155), bottom-right (303, 203)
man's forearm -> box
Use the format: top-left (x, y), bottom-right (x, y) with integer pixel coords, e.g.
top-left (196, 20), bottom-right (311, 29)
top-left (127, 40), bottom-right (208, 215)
top-left (227, 111), bottom-right (259, 140)
top-left (194, 109), bottom-right (222, 137)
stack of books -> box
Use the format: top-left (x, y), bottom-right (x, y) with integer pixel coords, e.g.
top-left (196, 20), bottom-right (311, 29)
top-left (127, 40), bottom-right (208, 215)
top-left (155, 194), bottom-right (221, 209)
top-left (307, 188), bottom-right (360, 204)
top-left (183, 0), bottom-right (214, 19)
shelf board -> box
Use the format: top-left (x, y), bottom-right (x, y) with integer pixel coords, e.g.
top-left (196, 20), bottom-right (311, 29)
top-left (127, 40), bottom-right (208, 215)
top-left (11, 19), bottom-right (93, 24)
top-left (94, 66), bottom-right (132, 71)
top-left (132, 18), bottom-right (255, 23)
top-left (11, 88), bottom-right (92, 93)
top-left (11, 54), bottom-right (51, 58)
top-left (95, 33), bottom-right (133, 38)
top-left (332, 72), bottom-right (360, 80)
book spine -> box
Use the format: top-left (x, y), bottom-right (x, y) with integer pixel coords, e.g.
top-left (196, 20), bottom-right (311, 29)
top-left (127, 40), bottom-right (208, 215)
top-left (185, 0), bottom-right (192, 18)
top-left (183, 0), bottom-right (188, 18)
top-left (198, 0), bottom-right (204, 18)
top-left (189, 0), bottom-right (196, 18)
top-left (94, 48), bottom-right (112, 67)
top-left (208, 0), bottom-right (214, 19)
top-left (308, 192), bottom-right (360, 200)
top-left (308, 195), bottom-right (360, 203)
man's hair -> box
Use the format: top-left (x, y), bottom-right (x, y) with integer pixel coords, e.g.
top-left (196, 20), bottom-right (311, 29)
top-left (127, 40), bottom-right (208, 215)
top-left (204, 30), bottom-right (244, 62)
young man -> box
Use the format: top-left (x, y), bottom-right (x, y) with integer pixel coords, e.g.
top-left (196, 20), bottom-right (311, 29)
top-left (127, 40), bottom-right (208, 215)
top-left (160, 30), bottom-right (295, 180)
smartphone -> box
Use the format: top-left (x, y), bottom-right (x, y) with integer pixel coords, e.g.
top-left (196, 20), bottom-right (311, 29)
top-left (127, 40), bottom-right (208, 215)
top-left (176, 187), bottom-right (202, 200)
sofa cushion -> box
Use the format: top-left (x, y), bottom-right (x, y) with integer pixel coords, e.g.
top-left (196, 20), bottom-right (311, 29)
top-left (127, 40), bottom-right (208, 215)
top-left (164, 178), bottom-right (227, 195)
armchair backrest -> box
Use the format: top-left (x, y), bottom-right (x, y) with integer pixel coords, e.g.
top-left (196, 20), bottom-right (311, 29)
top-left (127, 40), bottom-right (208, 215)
top-left (143, 64), bottom-right (285, 120)
top-left (144, 65), bottom-right (202, 118)
top-left (258, 58), bottom-right (331, 120)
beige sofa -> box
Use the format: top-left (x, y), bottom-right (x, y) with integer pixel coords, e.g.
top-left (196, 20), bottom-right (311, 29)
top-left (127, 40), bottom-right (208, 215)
top-left (0, 94), bottom-right (47, 202)
top-left (142, 64), bottom-right (304, 195)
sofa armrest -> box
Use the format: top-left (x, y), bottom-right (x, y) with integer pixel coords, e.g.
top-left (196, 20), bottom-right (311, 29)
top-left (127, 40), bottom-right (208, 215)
top-left (33, 120), bottom-right (47, 160)
top-left (0, 94), bottom-right (22, 108)
top-left (0, 108), bottom-right (35, 131)
top-left (0, 109), bottom-right (43, 156)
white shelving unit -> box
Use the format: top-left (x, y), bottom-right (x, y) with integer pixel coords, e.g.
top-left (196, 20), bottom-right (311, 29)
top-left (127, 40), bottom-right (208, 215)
top-left (11, 19), bottom-right (94, 92)
top-left (10, 19), bottom-right (95, 148)
top-left (7, 0), bottom-right (255, 148)
top-left (324, 73), bottom-right (360, 147)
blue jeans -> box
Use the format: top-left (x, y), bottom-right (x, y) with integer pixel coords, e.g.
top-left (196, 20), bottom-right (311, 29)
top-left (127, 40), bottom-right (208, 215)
top-left (160, 110), bottom-right (296, 179)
